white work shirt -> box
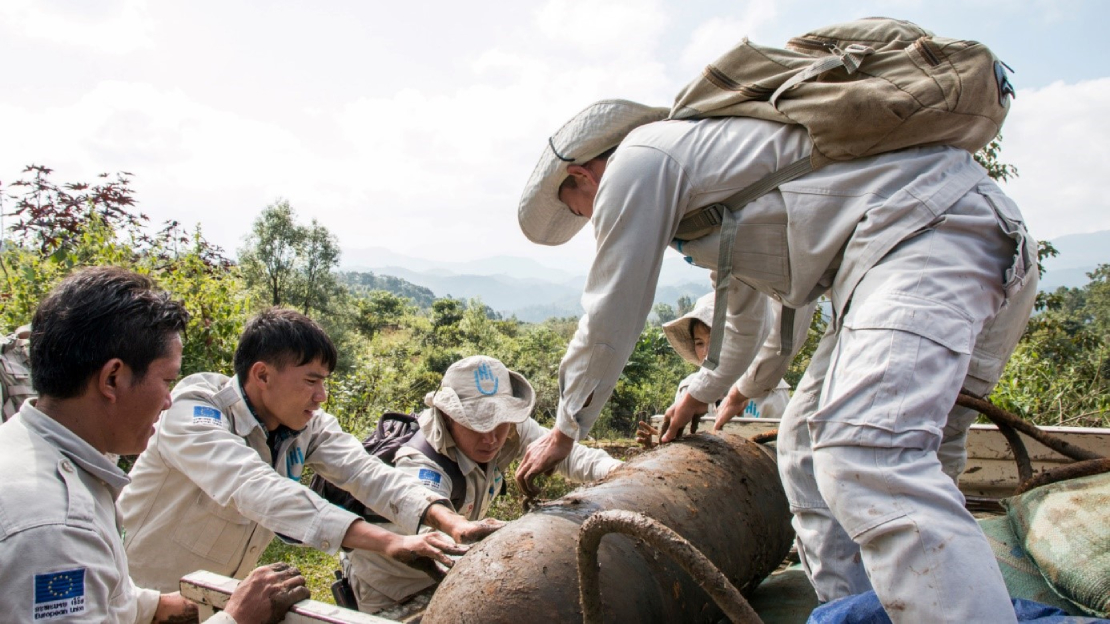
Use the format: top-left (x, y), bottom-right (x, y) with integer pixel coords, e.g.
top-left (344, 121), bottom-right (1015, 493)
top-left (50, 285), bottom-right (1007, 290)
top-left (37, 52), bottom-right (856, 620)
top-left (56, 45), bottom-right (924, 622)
top-left (675, 374), bottom-right (792, 422)
top-left (0, 403), bottom-right (164, 624)
top-left (346, 409), bottom-right (621, 611)
top-left (555, 116), bottom-right (992, 439)
top-left (120, 373), bottom-right (447, 593)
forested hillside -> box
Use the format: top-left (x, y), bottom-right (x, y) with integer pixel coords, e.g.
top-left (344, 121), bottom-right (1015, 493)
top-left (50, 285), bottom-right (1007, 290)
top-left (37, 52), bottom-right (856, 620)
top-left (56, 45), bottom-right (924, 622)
top-left (1, 161), bottom-right (1108, 438)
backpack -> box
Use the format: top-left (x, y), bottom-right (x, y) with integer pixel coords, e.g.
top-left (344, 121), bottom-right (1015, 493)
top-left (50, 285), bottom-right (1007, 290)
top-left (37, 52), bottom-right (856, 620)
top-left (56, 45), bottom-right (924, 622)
top-left (1, 326), bottom-right (34, 422)
top-left (669, 17), bottom-right (1015, 370)
top-left (309, 412), bottom-right (467, 522)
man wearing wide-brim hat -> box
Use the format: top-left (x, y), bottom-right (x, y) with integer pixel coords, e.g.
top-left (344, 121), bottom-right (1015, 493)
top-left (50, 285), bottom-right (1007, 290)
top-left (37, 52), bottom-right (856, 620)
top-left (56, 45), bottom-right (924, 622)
top-left (344, 355), bottom-right (621, 615)
top-left (513, 98), bottom-right (1039, 623)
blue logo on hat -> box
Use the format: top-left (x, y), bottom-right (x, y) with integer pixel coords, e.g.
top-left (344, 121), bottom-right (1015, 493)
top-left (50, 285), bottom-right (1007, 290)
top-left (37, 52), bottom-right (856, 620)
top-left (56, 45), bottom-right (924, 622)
top-left (474, 362), bottom-right (499, 396)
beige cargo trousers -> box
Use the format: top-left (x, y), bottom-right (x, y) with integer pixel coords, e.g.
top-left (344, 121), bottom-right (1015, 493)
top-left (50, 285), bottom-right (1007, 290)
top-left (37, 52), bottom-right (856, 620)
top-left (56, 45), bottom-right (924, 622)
top-left (778, 182), bottom-right (1038, 624)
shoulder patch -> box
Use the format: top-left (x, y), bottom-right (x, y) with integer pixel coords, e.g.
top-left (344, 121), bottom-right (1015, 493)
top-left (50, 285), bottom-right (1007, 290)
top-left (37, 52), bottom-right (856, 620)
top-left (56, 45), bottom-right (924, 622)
top-left (418, 468), bottom-right (444, 490)
top-left (34, 568), bottom-right (86, 620)
top-left (192, 405), bottom-right (223, 427)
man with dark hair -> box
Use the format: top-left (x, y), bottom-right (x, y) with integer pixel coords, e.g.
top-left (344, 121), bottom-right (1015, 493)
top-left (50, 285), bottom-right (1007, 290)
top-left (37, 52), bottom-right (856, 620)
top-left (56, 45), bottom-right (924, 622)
top-left (0, 266), bottom-right (310, 623)
top-left (120, 307), bottom-right (500, 593)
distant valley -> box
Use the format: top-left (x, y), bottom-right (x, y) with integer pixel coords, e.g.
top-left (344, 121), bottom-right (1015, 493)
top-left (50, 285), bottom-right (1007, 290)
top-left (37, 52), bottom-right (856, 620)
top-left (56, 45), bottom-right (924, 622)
top-left (341, 230), bottom-right (1110, 322)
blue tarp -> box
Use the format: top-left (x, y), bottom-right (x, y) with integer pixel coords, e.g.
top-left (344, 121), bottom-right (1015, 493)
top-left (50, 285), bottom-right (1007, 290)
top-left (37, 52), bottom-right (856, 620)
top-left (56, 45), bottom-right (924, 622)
top-left (807, 592), bottom-right (1109, 624)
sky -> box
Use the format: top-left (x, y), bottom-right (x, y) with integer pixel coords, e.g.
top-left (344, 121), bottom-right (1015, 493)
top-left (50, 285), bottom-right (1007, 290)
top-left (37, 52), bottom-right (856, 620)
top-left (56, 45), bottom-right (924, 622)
top-left (2, 0), bottom-right (1108, 275)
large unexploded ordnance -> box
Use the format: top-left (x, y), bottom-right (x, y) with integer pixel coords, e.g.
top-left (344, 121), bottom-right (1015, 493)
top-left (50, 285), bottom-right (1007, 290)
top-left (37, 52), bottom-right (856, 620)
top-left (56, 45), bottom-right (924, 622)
top-left (422, 432), bottom-right (793, 623)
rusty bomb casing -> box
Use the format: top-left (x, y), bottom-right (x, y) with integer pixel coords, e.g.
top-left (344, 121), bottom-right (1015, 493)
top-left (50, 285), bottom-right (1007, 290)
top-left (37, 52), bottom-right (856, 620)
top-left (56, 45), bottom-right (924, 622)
top-left (422, 432), bottom-right (793, 623)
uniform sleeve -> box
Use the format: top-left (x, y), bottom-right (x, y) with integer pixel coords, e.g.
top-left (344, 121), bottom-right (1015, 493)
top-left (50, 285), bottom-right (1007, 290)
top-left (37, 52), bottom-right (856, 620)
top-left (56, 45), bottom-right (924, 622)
top-left (153, 397), bottom-right (360, 555)
top-left (130, 579), bottom-right (160, 624)
top-left (0, 525), bottom-right (130, 623)
top-left (556, 146), bottom-right (693, 440)
top-left (683, 278), bottom-right (773, 404)
top-left (731, 300), bottom-right (818, 399)
top-left (306, 414), bottom-right (448, 536)
top-left (517, 419), bottom-right (621, 483)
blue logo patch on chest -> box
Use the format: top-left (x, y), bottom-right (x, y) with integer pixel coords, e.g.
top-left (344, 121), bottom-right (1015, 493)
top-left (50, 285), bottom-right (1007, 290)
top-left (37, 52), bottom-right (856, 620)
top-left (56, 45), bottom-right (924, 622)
top-left (34, 569), bottom-right (86, 620)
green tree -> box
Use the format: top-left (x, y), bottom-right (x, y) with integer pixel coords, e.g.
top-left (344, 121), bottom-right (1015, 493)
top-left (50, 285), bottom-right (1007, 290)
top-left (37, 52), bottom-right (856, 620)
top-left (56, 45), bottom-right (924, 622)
top-left (239, 199), bottom-right (303, 307)
top-left (652, 302), bottom-right (677, 325)
top-left (295, 219), bottom-right (341, 317)
top-left (0, 166), bottom-right (246, 377)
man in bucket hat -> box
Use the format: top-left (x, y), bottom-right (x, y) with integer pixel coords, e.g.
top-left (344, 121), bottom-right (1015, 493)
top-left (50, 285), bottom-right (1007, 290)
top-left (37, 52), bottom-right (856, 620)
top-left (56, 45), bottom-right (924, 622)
top-left (663, 292), bottom-right (795, 428)
top-left (343, 355), bottom-right (621, 614)
top-left (514, 99), bottom-right (1039, 622)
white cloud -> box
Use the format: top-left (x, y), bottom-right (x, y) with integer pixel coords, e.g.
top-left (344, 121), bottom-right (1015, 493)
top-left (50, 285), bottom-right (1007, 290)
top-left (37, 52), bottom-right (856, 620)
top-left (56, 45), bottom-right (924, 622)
top-left (534, 0), bottom-right (667, 60)
top-left (999, 78), bottom-right (1110, 241)
top-left (678, 1), bottom-right (779, 73)
top-left (0, 0), bottom-right (154, 54)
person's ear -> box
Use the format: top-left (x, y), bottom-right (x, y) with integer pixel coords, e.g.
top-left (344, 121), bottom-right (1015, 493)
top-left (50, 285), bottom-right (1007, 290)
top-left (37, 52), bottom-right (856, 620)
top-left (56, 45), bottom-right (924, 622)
top-left (566, 163), bottom-right (591, 184)
top-left (98, 358), bottom-right (126, 402)
top-left (249, 361), bottom-right (270, 387)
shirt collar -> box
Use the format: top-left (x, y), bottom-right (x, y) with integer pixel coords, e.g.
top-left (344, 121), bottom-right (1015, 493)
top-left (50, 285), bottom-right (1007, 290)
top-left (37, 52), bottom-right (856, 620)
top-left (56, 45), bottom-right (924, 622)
top-left (19, 401), bottom-right (130, 494)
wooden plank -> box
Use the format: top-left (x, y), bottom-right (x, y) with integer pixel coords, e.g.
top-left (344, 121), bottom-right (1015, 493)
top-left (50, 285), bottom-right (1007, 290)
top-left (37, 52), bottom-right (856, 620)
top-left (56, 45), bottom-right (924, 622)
top-left (179, 571), bottom-right (397, 624)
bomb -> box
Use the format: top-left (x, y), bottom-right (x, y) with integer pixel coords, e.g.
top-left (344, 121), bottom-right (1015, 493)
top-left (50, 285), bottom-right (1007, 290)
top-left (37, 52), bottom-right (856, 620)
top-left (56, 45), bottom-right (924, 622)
top-left (423, 432), bottom-right (793, 623)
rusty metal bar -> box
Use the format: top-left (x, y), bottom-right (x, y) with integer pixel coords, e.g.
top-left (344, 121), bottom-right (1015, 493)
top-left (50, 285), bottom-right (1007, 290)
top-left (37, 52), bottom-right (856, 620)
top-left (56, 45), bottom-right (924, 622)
top-left (578, 510), bottom-right (762, 624)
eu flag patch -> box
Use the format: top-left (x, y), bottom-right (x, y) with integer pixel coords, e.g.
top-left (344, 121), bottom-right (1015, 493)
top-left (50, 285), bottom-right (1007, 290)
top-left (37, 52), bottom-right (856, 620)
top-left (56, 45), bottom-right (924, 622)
top-left (418, 468), bottom-right (443, 490)
top-left (192, 405), bottom-right (222, 427)
top-left (34, 569), bottom-right (86, 620)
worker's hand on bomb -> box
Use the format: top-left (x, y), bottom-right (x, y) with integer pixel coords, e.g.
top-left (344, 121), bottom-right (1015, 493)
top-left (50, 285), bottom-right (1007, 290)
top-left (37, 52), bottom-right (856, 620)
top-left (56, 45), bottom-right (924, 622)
top-left (636, 420), bottom-right (660, 449)
top-left (713, 386), bottom-right (750, 433)
top-left (660, 391), bottom-right (709, 443)
top-left (516, 428), bottom-right (575, 498)
top-left (385, 532), bottom-right (468, 581)
top-left (451, 517), bottom-right (505, 544)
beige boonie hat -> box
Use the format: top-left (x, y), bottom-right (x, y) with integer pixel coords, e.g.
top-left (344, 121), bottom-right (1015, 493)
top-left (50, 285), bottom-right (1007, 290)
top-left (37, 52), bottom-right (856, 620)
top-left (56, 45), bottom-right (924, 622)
top-left (662, 293), bottom-right (715, 366)
top-left (517, 99), bottom-right (669, 246)
top-left (424, 356), bottom-right (536, 432)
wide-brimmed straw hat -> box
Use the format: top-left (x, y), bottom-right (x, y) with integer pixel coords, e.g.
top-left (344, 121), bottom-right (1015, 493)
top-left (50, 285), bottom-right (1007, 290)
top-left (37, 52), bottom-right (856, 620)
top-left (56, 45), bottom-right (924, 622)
top-left (662, 293), bottom-right (715, 366)
top-left (424, 356), bottom-right (535, 433)
top-left (517, 99), bottom-right (669, 246)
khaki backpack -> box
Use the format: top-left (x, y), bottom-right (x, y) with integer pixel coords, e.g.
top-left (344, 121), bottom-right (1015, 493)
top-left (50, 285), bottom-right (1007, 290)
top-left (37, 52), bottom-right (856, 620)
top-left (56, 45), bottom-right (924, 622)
top-left (1, 325), bottom-right (33, 421)
top-left (669, 17), bottom-right (1015, 370)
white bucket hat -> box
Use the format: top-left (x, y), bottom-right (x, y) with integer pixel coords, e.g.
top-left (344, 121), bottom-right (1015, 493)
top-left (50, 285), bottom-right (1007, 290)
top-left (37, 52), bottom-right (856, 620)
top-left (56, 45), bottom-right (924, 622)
top-left (424, 356), bottom-right (536, 433)
top-left (517, 99), bottom-right (669, 246)
top-left (662, 293), bottom-right (715, 366)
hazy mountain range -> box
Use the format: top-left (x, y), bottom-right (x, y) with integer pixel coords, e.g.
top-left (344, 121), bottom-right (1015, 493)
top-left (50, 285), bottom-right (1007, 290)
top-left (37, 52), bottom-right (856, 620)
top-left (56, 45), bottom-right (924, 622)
top-left (342, 230), bottom-right (1110, 322)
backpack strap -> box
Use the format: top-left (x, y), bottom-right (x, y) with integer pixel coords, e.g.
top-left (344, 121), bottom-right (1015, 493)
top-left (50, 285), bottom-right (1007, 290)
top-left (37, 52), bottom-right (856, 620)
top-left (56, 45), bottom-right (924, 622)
top-left (678, 156), bottom-right (813, 371)
top-left (406, 430), bottom-right (467, 513)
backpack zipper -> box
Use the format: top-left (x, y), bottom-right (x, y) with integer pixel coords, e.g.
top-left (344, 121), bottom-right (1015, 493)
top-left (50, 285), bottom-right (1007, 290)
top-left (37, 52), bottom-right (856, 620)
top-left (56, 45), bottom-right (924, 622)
top-left (787, 37), bottom-right (836, 53)
top-left (914, 38), bottom-right (942, 66)
top-left (704, 65), bottom-right (774, 97)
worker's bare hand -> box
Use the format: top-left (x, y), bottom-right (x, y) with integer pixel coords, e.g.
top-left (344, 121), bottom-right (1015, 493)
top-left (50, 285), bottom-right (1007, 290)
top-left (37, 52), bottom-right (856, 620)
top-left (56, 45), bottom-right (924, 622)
top-left (386, 532), bottom-right (468, 571)
top-left (224, 562), bottom-right (310, 624)
top-left (152, 592), bottom-right (198, 624)
top-left (451, 517), bottom-right (505, 544)
top-left (661, 391), bottom-right (709, 443)
top-left (635, 420), bottom-right (660, 449)
top-left (714, 386), bottom-right (750, 433)
top-left (515, 428), bottom-right (574, 498)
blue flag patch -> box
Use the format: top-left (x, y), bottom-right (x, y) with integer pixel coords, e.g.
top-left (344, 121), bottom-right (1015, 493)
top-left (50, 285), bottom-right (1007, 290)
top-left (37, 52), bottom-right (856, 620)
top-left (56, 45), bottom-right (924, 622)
top-left (192, 405), bottom-right (223, 427)
top-left (34, 569), bottom-right (86, 620)
top-left (418, 468), bottom-right (443, 491)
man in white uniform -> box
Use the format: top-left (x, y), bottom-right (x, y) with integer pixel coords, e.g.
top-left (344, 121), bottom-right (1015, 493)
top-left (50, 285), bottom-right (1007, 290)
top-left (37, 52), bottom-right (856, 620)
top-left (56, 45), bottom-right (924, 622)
top-left (343, 356), bottom-right (621, 614)
top-left (513, 100), bottom-right (1038, 622)
top-left (661, 292), bottom-right (794, 426)
top-left (0, 267), bottom-right (309, 624)
top-left (120, 308), bottom-right (500, 593)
